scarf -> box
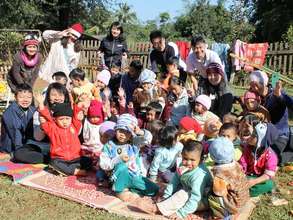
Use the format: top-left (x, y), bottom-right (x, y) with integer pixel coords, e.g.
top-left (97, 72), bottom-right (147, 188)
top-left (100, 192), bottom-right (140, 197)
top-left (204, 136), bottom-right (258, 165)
top-left (20, 51), bottom-right (39, 67)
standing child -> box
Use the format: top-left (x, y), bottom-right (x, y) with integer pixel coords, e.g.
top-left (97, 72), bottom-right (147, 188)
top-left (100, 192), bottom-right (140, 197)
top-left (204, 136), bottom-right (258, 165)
top-left (36, 94), bottom-right (92, 176)
top-left (149, 126), bottom-right (183, 183)
top-left (191, 94), bottom-right (219, 129)
top-left (138, 140), bottom-right (212, 219)
top-left (208, 137), bottom-right (250, 219)
top-left (99, 114), bottom-right (159, 201)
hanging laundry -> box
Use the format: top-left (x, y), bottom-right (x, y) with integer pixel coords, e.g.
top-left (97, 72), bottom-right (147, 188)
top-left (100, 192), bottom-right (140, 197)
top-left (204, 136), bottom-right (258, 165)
top-left (211, 42), bottom-right (230, 78)
top-left (176, 41), bottom-right (191, 61)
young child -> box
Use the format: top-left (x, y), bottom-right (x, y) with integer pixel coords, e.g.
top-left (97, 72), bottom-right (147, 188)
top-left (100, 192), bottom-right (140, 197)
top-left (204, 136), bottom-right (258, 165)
top-left (81, 100), bottom-right (105, 160)
top-left (42, 71), bottom-right (69, 97)
top-left (133, 69), bottom-right (165, 115)
top-left (162, 76), bottom-right (189, 126)
top-left (138, 140), bottom-right (212, 219)
top-left (191, 94), bottom-right (219, 129)
top-left (208, 137), bottom-right (250, 219)
top-left (239, 117), bottom-right (279, 197)
top-left (139, 101), bottom-right (163, 128)
top-left (36, 94), bottom-right (92, 176)
top-left (94, 69), bottom-right (112, 102)
top-left (99, 114), bottom-right (159, 201)
top-left (177, 116), bottom-right (202, 143)
top-left (69, 68), bottom-right (94, 102)
top-left (241, 91), bottom-right (271, 122)
top-left (202, 118), bottom-right (222, 154)
top-left (0, 84), bottom-right (35, 154)
top-left (219, 123), bottom-right (242, 161)
top-left (149, 126), bottom-right (183, 183)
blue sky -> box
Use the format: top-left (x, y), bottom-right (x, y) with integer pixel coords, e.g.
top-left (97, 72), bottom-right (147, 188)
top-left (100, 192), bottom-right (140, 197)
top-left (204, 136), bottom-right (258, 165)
top-left (122, 0), bottom-right (222, 22)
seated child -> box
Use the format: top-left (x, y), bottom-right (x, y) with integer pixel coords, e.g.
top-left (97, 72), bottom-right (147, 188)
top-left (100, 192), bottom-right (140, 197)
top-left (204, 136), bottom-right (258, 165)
top-left (0, 84), bottom-right (36, 155)
top-left (99, 114), bottom-right (159, 201)
top-left (133, 68), bottom-right (166, 115)
top-left (241, 91), bottom-right (271, 122)
top-left (36, 94), bottom-right (92, 176)
top-left (81, 100), bottom-right (105, 160)
top-left (238, 119), bottom-right (279, 197)
top-left (191, 94), bottom-right (219, 129)
top-left (177, 116), bottom-right (202, 143)
top-left (139, 101), bottom-right (163, 128)
top-left (42, 71), bottom-right (69, 96)
top-left (208, 137), bottom-right (250, 219)
top-left (138, 140), bottom-right (212, 219)
top-left (69, 68), bottom-right (94, 102)
top-left (93, 69), bottom-right (112, 102)
top-left (223, 112), bottom-right (239, 125)
top-left (149, 126), bottom-right (183, 183)
top-left (202, 118), bottom-right (222, 153)
top-left (219, 123), bottom-right (242, 161)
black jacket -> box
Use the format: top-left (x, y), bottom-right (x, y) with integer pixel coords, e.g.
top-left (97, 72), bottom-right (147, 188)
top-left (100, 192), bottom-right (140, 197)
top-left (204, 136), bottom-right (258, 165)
top-left (150, 44), bottom-right (175, 75)
top-left (99, 36), bottom-right (128, 68)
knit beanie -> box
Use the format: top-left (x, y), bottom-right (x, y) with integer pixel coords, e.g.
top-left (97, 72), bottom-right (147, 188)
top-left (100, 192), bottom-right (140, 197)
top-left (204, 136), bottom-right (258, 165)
top-left (209, 137), bottom-right (234, 164)
top-left (249, 70), bottom-right (268, 86)
top-left (195, 94), bottom-right (212, 110)
top-left (52, 103), bottom-right (73, 117)
top-left (206, 62), bottom-right (224, 78)
top-left (203, 118), bottom-right (222, 138)
top-left (87, 100), bottom-right (104, 124)
top-left (70, 23), bottom-right (84, 38)
top-left (244, 91), bottom-right (261, 103)
top-left (96, 69), bottom-right (111, 86)
top-left (115, 114), bottom-right (138, 136)
top-left (179, 116), bottom-right (202, 134)
top-left (99, 121), bottom-right (116, 136)
top-left (138, 69), bottom-right (156, 85)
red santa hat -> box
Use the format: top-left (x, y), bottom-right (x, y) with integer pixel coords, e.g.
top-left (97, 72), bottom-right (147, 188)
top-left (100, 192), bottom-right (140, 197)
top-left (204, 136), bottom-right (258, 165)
top-left (179, 116), bottom-right (202, 134)
top-left (70, 23), bottom-right (84, 38)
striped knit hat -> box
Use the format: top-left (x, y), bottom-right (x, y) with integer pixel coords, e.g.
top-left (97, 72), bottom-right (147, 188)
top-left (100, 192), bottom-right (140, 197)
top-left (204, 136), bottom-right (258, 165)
top-left (114, 114), bottom-right (138, 136)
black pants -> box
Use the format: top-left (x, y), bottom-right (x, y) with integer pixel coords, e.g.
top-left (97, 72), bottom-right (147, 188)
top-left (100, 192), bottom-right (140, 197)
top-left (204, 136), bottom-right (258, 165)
top-left (271, 135), bottom-right (293, 165)
top-left (50, 157), bottom-right (92, 175)
top-left (14, 144), bottom-right (50, 164)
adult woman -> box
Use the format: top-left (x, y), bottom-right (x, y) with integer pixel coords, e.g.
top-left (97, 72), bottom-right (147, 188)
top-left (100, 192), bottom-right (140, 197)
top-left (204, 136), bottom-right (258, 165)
top-left (98, 22), bottom-right (128, 69)
top-left (39, 23), bottom-right (84, 82)
top-left (13, 83), bottom-right (71, 164)
top-left (7, 34), bottom-right (42, 93)
top-left (201, 62), bottom-right (233, 119)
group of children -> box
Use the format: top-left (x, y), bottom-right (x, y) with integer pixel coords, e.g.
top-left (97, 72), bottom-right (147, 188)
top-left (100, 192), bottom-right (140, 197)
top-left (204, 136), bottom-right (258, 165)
top-left (0, 57), bottom-right (284, 219)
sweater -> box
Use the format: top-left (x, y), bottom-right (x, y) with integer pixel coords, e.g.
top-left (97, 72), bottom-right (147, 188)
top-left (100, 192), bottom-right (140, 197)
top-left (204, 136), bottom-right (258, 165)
top-left (163, 163), bottom-right (212, 218)
top-left (149, 142), bottom-right (183, 178)
top-left (0, 102), bottom-right (35, 153)
top-left (39, 105), bottom-right (82, 161)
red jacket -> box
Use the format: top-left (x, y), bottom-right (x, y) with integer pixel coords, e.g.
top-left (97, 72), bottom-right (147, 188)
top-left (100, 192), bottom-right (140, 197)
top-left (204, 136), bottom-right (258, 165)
top-left (39, 105), bottom-right (82, 161)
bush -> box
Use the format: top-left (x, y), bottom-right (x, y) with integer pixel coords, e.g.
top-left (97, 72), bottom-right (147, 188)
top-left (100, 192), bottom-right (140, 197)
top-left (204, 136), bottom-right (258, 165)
top-left (0, 32), bottom-right (24, 64)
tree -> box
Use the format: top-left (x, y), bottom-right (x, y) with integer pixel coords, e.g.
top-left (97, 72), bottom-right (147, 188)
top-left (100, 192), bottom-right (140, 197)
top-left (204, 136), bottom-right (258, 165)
top-left (114, 3), bottom-right (137, 25)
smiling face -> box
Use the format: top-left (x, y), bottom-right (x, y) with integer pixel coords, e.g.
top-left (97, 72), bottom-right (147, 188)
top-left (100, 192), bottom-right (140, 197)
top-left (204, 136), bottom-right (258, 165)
top-left (111, 26), bottom-right (121, 38)
top-left (25, 45), bottom-right (38, 57)
top-left (192, 42), bottom-right (206, 60)
top-left (194, 102), bottom-right (206, 114)
top-left (220, 128), bottom-right (237, 142)
top-left (249, 81), bottom-right (264, 95)
top-left (115, 129), bottom-right (132, 144)
top-left (181, 150), bottom-right (201, 170)
top-left (245, 98), bottom-right (259, 111)
top-left (207, 72), bottom-right (222, 86)
top-left (151, 37), bottom-right (166, 52)
top-left (56, 116), bottom-right (72, 129)
top-left (15, 91), bottom-right (33, 109)
top-left (49, 89), bottom-right (65, 105)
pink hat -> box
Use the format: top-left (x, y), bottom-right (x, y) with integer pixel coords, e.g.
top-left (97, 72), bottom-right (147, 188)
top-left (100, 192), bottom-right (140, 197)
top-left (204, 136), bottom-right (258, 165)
top-left (195, 94), bottom-right (211, 110)
top-left (70, 23), bottom-right (84, 38)
top-left (244, 91), bottom-right (261, 102)
top-left (96, 70), bottom-right (111, 86)
top-left (206, 62), bottom-right (224, 78)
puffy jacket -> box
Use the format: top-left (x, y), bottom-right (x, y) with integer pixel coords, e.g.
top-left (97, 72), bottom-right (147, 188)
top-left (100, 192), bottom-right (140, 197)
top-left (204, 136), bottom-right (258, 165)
top-left (99, 36), bottom-right (128, 68)
top-left (39, 105), bottom-right (82, 161)
top-left (0, 102), bottom-right (35, 153)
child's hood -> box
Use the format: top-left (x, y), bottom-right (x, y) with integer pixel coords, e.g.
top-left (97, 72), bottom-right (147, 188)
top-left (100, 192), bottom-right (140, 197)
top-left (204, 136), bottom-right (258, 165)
top-left (256, 122), bottom-right (279, 149)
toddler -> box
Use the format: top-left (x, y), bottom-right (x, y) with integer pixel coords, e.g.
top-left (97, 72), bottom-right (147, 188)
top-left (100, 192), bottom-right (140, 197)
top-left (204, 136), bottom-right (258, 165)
top-left (177, 116), bottom-right (202, 143)
top-left (93, 69), bottom-right (112, 102)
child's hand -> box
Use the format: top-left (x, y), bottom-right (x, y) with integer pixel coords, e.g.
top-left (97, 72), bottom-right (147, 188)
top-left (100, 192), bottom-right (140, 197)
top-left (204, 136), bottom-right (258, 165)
top-left (117, 87), bottom-right (125, 98)
top-left (76, 111), bottom-right (84, 121)
top-left (169, 213), bottom-right (182, 219)
top-left (39, 115), bottom-right (46, 124)
top-left (134, 126), bottom-right (144, 136)
top-left (128, 102), bottom-right (134, 109)
top-left (247, 178), bottom-right (257, 188)
top-left (34, 93), bottom-right (45, 109)
top-left (103, 87), bottom-right (111, 99)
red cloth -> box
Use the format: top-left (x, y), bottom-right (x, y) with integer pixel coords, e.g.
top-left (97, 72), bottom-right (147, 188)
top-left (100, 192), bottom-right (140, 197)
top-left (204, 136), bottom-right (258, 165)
top-left (39, 105), bottom-right (82, 161)
top-left (179, 116), bottom-right (202, 133)
top-left (87, 100), bottom-right (104, 125)
top-left (176, 41), bottom-right (190, 61)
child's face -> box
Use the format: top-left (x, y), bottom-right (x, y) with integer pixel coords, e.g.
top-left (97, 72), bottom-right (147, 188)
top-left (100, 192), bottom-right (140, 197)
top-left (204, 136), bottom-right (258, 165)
top-left (249, 81), bottom-right (263, 95)
top-left (110, 102), bottom-right (119, 115)
top-left (110, 67), bottom-right (120, 76)
top-left (166, 64), bottom-right (177, 73)
top-left (128, 67), bottom-right (139, 79)
top-left (220, 129), bottom-right (237, 142)
top-left (15, 91), bottom-right (33, 108)
top-left (239, 121), bottom-right (254, 142)
top-left (245, 98), bottom-right (259, 111)
top-left (88, 116), bottom-right (100, 125)
top-left (49, 89), bottom-right (65, 104)
top-left (194, 102), bottom-right (206, 114)
top-left (246, 135), bottom-right (257, 147)
top-left (181, 150), bottom-right (201, 170)
top-left (70, 78), bottom-right (81, 87)
top-left (170, 84), bottom-right (181, 97)
top-left (146, 109), bottom-right (156, 122)
top-left (56, 116), bottom-right (72, 128)
top-left (116, 129), bottom-right (132, 144)
top-left (95, 80), bottom-right (106, 89)
top-left (142, 82), bottom-right (152, 91)
top-left (100, 132), bottom-right (112, 144)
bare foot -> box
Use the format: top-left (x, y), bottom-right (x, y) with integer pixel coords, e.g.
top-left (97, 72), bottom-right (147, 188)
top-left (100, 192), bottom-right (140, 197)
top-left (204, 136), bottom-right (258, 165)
top-left (136, 199), bottom-right (159, 215)
top-left (116, 191), bottom-right (140, 202)
top-left (74, 168), bottom-right (87, 176)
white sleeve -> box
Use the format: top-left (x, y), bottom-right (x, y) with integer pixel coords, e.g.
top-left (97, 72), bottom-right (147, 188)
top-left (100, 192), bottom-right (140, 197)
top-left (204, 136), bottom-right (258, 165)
top-left (33, 111), bottom-right (46, 141)
top-left (99, 152), bottom-right (121, 171)
top-left (186, 54), bottom-right (195, 73)
top-left (42, 30), bottom-right (61, 43)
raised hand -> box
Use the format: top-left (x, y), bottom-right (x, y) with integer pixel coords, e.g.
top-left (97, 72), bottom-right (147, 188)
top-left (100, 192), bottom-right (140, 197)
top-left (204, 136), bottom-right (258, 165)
top-left (117, 87), bottom-right (125, 98)
top-left (34, 93), bottom-right (45, 110)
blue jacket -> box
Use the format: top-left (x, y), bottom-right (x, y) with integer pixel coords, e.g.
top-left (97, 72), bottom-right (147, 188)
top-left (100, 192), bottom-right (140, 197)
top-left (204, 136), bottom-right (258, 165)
top-left (264, 90), bottom-right (293, 136)
top-left (0, 102), bottom-right (36, 153)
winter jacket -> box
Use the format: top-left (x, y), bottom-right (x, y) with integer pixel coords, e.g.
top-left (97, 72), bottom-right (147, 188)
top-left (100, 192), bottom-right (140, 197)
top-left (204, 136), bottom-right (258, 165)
top-left (39, 105), bottom-right (82, 161)
top-left (7, 51), bottom-right (42, 93)
top-left (99, 36), bottom-right (128, 68)
top-left (0, 102), bottom-right (35, 153)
